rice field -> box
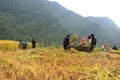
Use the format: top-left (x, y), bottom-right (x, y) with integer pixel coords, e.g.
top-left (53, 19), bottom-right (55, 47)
top-left (0, 41), bottom-right (120, 80)
top-left (0, 40), bottom-right (39, 50)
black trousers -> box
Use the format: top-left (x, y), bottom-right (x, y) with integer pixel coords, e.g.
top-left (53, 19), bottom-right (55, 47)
top-left (63, 43), bottom-right (69, 50)
top-left (88, 44), bottom-right (95, 52)
top-left (32, 44), bottom-right (36, 48)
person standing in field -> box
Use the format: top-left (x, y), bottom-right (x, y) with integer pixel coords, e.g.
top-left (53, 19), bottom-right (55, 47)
top-left (88, 34), bottom-right (96, 52)
top-left (31, 38), bottom-right (36, 48)
top-left (63, 34), bottom-right (70, 50)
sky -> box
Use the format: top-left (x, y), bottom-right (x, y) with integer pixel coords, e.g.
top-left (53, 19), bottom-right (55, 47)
top-left (49, 0), bottom-right (120, 27)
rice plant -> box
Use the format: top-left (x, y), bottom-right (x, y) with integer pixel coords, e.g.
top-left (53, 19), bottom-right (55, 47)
top-left (0, 46), bottom-right (120, 80)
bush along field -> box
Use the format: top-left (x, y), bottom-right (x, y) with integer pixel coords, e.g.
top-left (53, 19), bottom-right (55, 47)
top-left (0, 40), bottom-right (120, 80)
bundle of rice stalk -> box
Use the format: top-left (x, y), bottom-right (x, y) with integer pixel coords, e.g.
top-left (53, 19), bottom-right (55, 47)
top-left (70, 34), bottom-right (78, 43)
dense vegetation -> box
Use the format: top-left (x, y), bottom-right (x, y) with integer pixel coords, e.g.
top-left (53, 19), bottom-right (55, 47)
top-left (0, 46), bottom-right (120, 80)
top-left (0, 40), bottom-right (120, 80)
top-left (0, 0), bottom-right (120, 47)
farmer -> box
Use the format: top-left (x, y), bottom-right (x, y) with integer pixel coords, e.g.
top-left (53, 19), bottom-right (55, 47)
top-left (80, 37), bottom-right (86, 45)
top-left (63, 34), bottom-right (70, 50)
top-left (18, 40), bottom-right (27, 50)
top-left (102, 42), bottom-right (109, 51)
top-left (88, 34), bottom-right (96, 52)
top-left (31, 38), bottom-right (36, 48)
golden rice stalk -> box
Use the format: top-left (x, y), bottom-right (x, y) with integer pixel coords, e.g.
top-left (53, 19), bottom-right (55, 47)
top-left (0, 40), bottom-right (18, 50)
top-left (70, 34), bottom-right (78, 43)
top-left (0, 40), bottom-right (34, 50)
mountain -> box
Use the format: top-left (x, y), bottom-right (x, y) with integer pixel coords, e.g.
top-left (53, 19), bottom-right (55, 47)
top-left (0, 0), bottom-right (72, 46)
top-left (0, 0), bottom-right (120, 47)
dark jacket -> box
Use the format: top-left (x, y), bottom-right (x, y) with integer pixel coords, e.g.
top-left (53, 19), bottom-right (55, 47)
top-left (91, 37), bottom-right (96, 46)
top-left (63, 37), bottom-right (70, 45)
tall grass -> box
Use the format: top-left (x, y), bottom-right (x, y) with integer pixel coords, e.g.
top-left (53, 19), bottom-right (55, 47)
top-left (0, 47), bottom-right (120, 80)
top-left (0, 40), bottom-right (18, 50)
top-left (0, 40), bottom-right (39, 50)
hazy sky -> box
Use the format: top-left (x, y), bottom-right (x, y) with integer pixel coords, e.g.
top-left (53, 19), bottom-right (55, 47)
top-left (49, 0), bottom-right (120, 27)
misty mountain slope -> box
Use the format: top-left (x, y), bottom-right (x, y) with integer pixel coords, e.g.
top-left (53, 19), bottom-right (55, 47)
top-left (0, 0), bottom-right (72, 45)
top-left (86, 17), bottom-right (120, 44)
top-left (0, 0), bottom-right (120, 46)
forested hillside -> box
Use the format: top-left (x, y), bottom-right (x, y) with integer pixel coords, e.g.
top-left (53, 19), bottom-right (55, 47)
top-left (0, 0), bottom-right (120, 47)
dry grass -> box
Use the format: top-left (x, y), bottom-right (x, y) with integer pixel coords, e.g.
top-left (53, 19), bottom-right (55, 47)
top-left (0, 47), bottom-right (120, 80)
top-left (0, 40), bottom-right (18, 50)
top-left (0, 40), bottom-right (39, 50)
